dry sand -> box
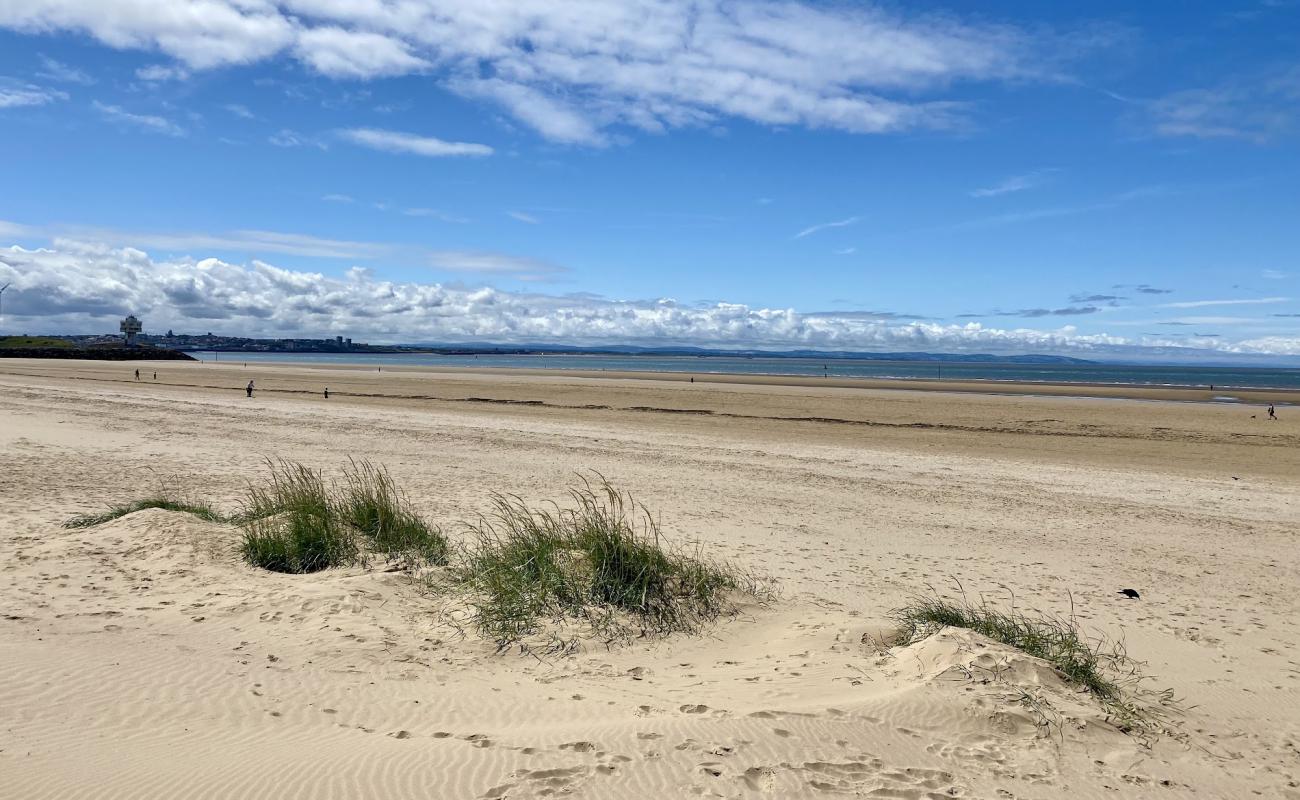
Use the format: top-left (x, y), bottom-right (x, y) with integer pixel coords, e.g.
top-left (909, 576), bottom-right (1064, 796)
top-left (1, 358), bottom-right (1297, 799)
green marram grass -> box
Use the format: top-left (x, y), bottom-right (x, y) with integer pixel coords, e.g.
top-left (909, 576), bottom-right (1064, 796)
top-left (240, 459), bottom-right (447, 573)
top-left (65, 459), bottom-right (446, 575)
top-left (239, 461), bottom-right (357, 574)
top-left (336, 459), bottom-right (449, 565)
top-left (455, 476), bottom-right (765, 650)
top-left (891, 591), bottom-right (1175, 734)
top-left (64, 497), bottom-right (228, 528)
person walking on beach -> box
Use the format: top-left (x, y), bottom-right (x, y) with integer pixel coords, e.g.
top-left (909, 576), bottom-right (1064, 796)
top-left (134, 369), bottom-right (139, 381)
top-left (152, 371), bottom-right (157, 380)
top-left (246, 380), bottom-right (255, 398)
top-left (324, 387), bottom-right (329, 399)
top-left (1268, 403), bottom-right (1277, 420)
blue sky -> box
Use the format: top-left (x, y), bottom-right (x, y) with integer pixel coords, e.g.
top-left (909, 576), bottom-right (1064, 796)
top-left (1, 1), bottom-right (1298, 360)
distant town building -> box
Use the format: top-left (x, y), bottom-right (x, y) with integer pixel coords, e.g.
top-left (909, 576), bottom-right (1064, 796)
top-left (120, 315), bottom-right (142, 347)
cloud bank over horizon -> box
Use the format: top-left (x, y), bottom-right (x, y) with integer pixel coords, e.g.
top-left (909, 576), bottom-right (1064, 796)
top-left (3, 240), bottom-right (1297, 360)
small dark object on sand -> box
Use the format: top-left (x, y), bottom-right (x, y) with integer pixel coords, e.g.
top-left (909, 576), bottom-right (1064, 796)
top-left (1117, 589), bottom-right (1140, 600)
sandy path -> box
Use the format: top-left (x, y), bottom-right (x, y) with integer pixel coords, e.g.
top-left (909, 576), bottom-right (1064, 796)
top-left (1, 361), bottom-right (1297, 798)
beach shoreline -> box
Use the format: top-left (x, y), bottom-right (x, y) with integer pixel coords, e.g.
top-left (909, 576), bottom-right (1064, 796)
top-left (4, 356), bottom-right (1299, 405)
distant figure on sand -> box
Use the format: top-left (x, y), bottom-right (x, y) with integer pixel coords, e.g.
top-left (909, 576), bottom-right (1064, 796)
top-left (1268, 404), bottom-right (1277, 420)
top-left (246, 380), bottom-right (254, 398)
top-left (152, 371), bottom-right (157, 380)
top-left (324, 387), bottom-right (329, 399)
top-left (134, 369), bottom-right (139, 381)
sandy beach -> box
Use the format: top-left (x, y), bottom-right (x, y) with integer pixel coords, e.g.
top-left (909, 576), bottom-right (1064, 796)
top-left (1, 359), bottom-right (1297, 799)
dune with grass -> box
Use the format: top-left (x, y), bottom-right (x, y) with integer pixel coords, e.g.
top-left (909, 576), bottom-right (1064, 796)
top-left (1, 359), bottom-right (1298, 799)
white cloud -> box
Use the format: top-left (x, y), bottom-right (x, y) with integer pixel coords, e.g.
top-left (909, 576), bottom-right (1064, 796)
top-left (507, 211), bottom-right (539, 224)
top-left (136, 64), bottom-right (189, 81)
top-left (1160, 297), bottom-right (1288, 309)
top-left (427, 250), bottom-right (565, 280)
top-left (2, 219), bottom-right (388, 260)
top-left (268, 128), bottom-right (325, 148)
top-left (0, 1), bottom-right (1059, 143)
top-left (834, 247), bottom-right (857, 255)
top-left (0, 77), bottom-right (67, 108)
top-left (92, 100), bottom-right (184, 136)
top-left (293, 27), bottom-right (430, 78)
top-left (338, 127), bottom-right (493, 157)
top-left (37, 54), bottom-right (94, 84)
top-left (1147, 67), bottom-right (1300, 143)
top-left (1261, 269), bottom-right (1289, 280)
top-left (795, 216), bottom-right (860, 239)
top-left (969, 169), bottom-right (1057, 198)
top-left (224, 103), bottom-right (255, 119)
top-left (320, 193), bottom-right (354, 203)
top-left (4, 238), bottom-right (1298, 356)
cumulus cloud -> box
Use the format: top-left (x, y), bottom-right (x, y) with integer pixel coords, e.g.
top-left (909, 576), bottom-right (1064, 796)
top-left (338, 127), bottom-right (493, 157)
top-left (92, 100), bottom-right (184, 136)
top-left (0, 1), bottom-right (1066, 143)
top-left (0, 77), bottom-right (67, 108)
top-left (3, 239), bottom-right (1298, 356)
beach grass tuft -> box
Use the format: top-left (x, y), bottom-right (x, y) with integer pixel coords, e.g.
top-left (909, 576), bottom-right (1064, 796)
top-left (891, 590), bottom-right (1174, 733)
top-left (455, 475), bottom-right (763, 649)
top-left (64, 497), bottom-right (228, 528)
top-left (240, 460), bottom-right (358, 574)
top-left (336, 459), bottom-right (449, 565)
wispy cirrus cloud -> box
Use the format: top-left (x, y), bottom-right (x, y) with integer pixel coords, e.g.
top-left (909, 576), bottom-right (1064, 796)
top-left (1, 218), bottom-right (386, 260)
top-left (0, 77), bottom-right (67, 108)
top-left (1114, 283), bottom-right (1173, 295)
top-left (268, 129), bottom-right (326, 149)
top-left (135, 64), bottom-right (190, 82)
top-left (92, 100), bottom-right (184, 136)
top-left (427, 250), bottom-right (566, 281)
top-left (1159, 297), bottom-right (1289, 309)
top-left (969, 168), bottom-right (1058, 198)
top-left (36, 55), bottom-right (94, 85)
top-left (507, 211), bottom-right (540, 224)
top-left (1146, 65), bottom-right (1300, 143)
top-left (338, 127), bottom-right (493, 157)
top-left (795, 216), bottom-right (861, 239)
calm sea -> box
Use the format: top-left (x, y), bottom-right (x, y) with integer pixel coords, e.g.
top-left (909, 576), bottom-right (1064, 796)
top-left (189, 352), bottom-right (1300, 391)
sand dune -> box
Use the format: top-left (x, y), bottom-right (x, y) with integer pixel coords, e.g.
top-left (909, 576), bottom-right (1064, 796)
top-left (1, 360), bottom-right (1298, 798)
